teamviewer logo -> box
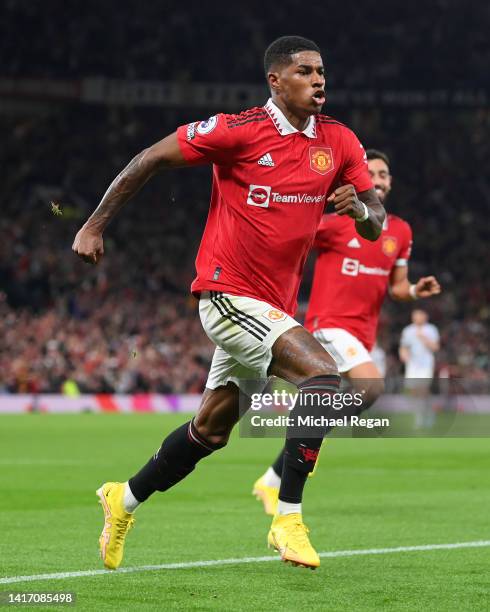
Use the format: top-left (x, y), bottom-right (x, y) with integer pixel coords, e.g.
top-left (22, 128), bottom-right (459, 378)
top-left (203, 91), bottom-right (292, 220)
top-left (341, 257), bottom-right (359, 276)
top-left (247, 185), bottom-right (271, 208)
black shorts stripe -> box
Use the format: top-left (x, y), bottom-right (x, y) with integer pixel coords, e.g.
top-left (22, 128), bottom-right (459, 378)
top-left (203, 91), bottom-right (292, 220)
top-left (210, 293), bottom-right (266, 342)
top-left (220, 295), bottom-right (271, 334)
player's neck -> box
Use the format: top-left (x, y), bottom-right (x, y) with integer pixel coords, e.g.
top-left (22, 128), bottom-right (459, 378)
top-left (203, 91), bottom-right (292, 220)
top-left (271, 97), bottom-right (310, 132)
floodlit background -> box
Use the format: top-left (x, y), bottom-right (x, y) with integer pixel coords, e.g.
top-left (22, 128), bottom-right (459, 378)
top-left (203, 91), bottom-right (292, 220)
top-left (0, 1), bottom-right (488, 399)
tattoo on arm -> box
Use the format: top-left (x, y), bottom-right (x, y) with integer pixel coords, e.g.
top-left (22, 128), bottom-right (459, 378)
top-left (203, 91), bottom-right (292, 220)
top-left (85, 148), bottom-right (159, 232)
top-left (356, 188), bottom-right (385, 241)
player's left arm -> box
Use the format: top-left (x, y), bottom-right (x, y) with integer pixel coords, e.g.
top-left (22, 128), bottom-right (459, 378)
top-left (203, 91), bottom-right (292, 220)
top-left (389, 266), bottom-right (441, 301)
top-left (328, 128), bottom-right (385, 241)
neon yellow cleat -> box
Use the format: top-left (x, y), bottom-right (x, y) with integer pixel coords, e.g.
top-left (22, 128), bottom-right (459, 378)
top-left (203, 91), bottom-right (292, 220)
top-left (96, 482), bottom-right (135, 570)
top-left (267, 513), bottom-right (320, 569)
top-left (252, 477), bottom-right (279, 516)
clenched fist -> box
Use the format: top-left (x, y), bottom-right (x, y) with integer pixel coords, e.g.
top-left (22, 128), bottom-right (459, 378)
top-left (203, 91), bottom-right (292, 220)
top-left (72, 226), bottom-right (104, 264)
top-left (414, 276), bottom-right (441, 298)
top-left (327, 184), bottom-right (365, 219)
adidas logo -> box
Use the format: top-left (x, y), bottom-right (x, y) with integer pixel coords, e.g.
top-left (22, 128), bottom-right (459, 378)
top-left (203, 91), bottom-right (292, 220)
top-left (258, 153), bottom-right (275, 167)
top-left (347, 237), bottom-right (361, 248)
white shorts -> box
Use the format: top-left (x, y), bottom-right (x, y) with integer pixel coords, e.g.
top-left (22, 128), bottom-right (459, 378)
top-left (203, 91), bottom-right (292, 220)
top-left (199, 291), bottom-right (301, 390)
top-left (313, 328), bottom-right (372, 373)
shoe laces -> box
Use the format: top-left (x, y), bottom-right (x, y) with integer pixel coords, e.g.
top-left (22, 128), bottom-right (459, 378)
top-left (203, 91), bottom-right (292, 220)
top-left (286, 520), bottom-right (310, 546)
top-left (114, 515), bottom-right (135, 544)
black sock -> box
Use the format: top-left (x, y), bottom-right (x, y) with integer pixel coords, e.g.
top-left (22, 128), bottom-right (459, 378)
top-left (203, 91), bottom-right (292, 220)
top-left (279, 374), bottom-right (340, 504)
top-left (271, 447), bottom-right (285, 478)
top-left (129, 419), bottom-right (225, 502)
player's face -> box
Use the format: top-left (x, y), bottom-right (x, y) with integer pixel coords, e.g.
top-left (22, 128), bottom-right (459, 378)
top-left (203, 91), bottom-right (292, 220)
top-left (412, 309), bottom-right (428, 325)
top-left (269, 51), bottom-right (326, 118)
top-left (368, 158), bottom-right (392, 203)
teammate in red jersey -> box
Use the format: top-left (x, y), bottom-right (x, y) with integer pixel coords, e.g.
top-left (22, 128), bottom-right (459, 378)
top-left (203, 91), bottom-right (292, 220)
top-left (72, 36), bottom-right (385, 570)
top-left (253, 149), bottom-right (441, 515)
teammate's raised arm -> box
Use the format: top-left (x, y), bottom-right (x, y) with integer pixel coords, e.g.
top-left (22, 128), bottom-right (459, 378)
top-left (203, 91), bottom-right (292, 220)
top-left (390, 267), bottom-right (441, 302)
top-left (72, 132), bottom-right (186, 264)
top-left (327, 185), bottom-right (385, 241)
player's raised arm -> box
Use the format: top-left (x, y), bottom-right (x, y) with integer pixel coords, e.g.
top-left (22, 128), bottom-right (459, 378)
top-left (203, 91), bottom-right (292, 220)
top-left (72, 132), bottom-right (187, 264)
top-left (390, 267), bottom-right (441, 302)
top-left (327, 185), bottom-right (385, 241)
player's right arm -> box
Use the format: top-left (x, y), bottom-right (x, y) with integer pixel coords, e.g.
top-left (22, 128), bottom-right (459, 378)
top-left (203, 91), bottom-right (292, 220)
top-left (72, 133), bottom-right (187, 264)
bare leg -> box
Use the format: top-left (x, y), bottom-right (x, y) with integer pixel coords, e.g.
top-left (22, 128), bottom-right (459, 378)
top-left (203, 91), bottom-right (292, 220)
top-left (194, 383), bottom-right (241, 445)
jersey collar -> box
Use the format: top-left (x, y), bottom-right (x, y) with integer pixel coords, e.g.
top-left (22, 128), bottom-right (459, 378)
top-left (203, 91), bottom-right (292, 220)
top-left (264, 98), bottom-right (316, 139)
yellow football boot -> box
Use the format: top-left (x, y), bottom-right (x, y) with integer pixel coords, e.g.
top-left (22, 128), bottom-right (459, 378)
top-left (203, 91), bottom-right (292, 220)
top-left (268, 513), bottom-right (320, 569)
top-left (252, 477), bottom-right (279, 516)
top-left (96, 482), bottom-right (135, 570)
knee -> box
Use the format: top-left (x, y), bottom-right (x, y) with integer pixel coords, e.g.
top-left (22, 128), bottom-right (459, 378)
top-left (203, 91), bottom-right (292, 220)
top-left (305, 363), bottom-right (339, 379)
top-left (358, 378), bottom-right (385, 410)
top-left (193, 421), bottom-right (231, 447)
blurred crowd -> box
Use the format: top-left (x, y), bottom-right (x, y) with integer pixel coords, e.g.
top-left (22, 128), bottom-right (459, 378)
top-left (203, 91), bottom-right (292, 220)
top-left (2, 0), bottom-right (488, 87)
top-left (1, 0), bottom-right (488, 394)
top-left (1, 101), bottom-right (488, 394)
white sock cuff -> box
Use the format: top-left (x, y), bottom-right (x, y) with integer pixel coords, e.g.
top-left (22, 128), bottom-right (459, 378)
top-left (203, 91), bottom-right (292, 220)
top-left (277, 500), bottom-right (302, 515)
top-left (123, 481), bottom-right (141, 513)
top-left (263, 466), bottom-right (281, 488)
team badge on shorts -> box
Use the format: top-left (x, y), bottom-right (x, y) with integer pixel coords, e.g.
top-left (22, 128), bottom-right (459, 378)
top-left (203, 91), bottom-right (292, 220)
top-left (309, 147), bottom-right (334, 175)
top-left (262, 308), bottom-right (287, 323)
top-left (382, 236), bottom-right (398, 256)
top-left (346, 346), bottom-right (358, 357)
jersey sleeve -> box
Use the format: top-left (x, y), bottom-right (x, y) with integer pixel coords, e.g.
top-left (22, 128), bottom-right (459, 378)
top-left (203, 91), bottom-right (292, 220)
top-left (176, 114), bottom-right (241, 166)
top-left (395, 221), bottom-right (413, 267)
top-left (400, 327), bottom-right (410, 347)
top-left (339, 128), bottom-right (373, 194)
top-left (313, 214), bottom-right (333, 249)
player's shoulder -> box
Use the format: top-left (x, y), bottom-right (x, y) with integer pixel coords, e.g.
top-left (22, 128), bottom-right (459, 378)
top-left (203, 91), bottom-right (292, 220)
top-left (387, 214), bottom-right (412, 235)
top-left (224, 106), bottom-right (269, 130)
top-left (316, 113), bottom-right (347, 129)
top-left (315, 113), bottom-right (352, 137)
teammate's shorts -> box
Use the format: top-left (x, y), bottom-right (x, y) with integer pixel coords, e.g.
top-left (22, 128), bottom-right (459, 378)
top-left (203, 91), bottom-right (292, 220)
top-left (199, 291), bottom-right (300, 390)
top-left (313, 328), bottom-right (372, 373)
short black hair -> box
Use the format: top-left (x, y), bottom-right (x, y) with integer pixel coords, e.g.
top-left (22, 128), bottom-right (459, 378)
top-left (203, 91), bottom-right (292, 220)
top-left (264, 36), bottom-right (321, 74)
top-left (366, 148), bottom-right (390, 169)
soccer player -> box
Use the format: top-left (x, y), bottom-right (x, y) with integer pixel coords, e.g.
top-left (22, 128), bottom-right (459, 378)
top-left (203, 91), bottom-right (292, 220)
top-left (72, 36), bottom-right (385, 570)
top-left (253, 149), bottom-right (441, 515)
top-left (399, 308), bottom-right (440, 426)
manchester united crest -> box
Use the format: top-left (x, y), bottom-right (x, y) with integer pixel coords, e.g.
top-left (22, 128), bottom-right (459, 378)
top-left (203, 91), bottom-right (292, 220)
top-left (309, 147), bottom-right (334, 175)
top-left (382, 236), bottom-right (398, 256)
top-left (262, 308), bottom-right (287, 323)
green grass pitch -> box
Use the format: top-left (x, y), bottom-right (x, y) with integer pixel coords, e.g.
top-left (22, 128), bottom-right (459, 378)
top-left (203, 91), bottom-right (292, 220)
top-left (1, 414), bottom-right (489, 611)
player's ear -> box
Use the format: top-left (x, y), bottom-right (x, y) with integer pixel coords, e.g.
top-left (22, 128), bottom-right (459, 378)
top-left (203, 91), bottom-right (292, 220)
top-left (267, 71), bottom-right (280, 94)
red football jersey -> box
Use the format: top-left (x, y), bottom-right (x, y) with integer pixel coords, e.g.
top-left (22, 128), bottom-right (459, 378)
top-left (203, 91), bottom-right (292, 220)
top-left (304, 213), bottom-right (413, 350)
top-left (176, 99), bottom-right (373, 316)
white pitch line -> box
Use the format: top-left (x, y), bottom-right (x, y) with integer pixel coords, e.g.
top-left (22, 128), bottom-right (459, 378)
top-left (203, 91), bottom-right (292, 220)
top-left (1, 540), bottom-right (489, 585)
